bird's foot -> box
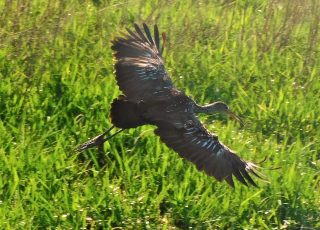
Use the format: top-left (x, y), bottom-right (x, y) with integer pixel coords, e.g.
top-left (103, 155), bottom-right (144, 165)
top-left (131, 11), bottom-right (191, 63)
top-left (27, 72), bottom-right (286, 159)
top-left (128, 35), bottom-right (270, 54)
top-left (76, 127), bottom-right (125, 166)
top-left (76, 126), bottom-right (115, 167)
top-left (76, 126), bottom-right (115, 153)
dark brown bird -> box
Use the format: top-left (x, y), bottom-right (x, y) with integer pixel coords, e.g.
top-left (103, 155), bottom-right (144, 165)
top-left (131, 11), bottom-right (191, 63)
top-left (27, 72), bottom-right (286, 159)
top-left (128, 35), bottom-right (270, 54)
top-left (78, 23), bottom-right (262, 187)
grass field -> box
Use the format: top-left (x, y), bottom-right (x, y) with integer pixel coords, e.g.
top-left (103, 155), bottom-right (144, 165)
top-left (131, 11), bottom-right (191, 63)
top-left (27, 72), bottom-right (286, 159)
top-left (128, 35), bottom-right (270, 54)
top-left (1, 0), bottom-right (320, 229)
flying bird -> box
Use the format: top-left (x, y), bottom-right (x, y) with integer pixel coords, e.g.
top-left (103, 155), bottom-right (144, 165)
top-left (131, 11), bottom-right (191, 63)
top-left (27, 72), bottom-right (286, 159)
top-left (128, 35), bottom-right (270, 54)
top-left (78, 23), bottom-right (262, 187)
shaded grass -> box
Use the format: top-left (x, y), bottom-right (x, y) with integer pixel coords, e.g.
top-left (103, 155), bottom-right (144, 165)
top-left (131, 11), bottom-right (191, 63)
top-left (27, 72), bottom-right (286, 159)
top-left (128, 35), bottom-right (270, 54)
top-left (0, 0), bottom-right (319, 228)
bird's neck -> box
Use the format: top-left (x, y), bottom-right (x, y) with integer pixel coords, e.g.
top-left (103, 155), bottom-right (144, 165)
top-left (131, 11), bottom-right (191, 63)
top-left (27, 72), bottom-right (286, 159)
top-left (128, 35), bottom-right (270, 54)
top-left (194, 103), bottom-right (221, 114)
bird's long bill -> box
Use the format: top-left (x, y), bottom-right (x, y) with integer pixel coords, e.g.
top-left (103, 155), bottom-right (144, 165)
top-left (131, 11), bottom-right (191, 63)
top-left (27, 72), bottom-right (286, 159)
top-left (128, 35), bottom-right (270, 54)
top-left (227, 110), bottom-right (244, 126)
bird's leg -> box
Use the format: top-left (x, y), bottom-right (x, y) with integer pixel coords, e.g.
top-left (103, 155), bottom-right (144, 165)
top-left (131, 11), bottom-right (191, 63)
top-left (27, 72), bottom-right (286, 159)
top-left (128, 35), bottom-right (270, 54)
top-left (96, 128), bottom-right (125, 165)
top-left (77, 126), bottom-right (124, 166)
top-left (77, 126), bottom-right (124, 153)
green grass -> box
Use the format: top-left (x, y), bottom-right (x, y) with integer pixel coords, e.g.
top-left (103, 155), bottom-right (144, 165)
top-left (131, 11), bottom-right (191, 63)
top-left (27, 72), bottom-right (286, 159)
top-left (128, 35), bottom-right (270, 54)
top-left (1, 0), bottom-right (320, 229)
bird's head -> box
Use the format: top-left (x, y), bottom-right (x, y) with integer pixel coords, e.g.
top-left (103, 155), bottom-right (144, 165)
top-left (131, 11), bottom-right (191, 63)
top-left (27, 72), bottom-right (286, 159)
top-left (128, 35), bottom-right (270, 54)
top-left (210, 101), bottom-right (229, 112)
top-left (201, 101), bottom-right (244, 126)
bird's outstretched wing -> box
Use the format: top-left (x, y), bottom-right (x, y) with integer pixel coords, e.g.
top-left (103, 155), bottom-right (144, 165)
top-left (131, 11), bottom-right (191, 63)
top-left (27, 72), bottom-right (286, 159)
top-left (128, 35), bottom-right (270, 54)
top-left (111, 23), bottom-right (174, 102)
top-left (154, 116), bottom-right (261, 187)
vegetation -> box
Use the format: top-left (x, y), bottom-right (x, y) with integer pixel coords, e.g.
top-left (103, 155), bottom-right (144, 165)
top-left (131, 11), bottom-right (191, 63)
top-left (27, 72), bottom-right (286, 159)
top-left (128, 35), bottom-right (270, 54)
top-left (0, 0), bottom-right (319, 228)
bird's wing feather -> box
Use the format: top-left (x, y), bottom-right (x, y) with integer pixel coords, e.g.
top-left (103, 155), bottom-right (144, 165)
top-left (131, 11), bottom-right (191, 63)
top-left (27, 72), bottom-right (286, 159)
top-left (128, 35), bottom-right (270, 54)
top-left (153, 114), bottom-right (260, 187)
top-left (112, 23), bottom-right (174, 102)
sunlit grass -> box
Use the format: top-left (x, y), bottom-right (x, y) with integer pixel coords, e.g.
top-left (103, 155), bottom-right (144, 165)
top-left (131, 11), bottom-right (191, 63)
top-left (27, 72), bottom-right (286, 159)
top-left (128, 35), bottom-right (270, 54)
top-left (0, 0), bottom-right (319, 228)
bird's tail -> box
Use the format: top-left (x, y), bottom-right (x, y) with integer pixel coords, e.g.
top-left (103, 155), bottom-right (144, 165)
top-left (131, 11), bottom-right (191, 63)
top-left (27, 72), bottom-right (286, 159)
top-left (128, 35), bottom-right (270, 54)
top-left (110, 96), bottom-right (146, 129)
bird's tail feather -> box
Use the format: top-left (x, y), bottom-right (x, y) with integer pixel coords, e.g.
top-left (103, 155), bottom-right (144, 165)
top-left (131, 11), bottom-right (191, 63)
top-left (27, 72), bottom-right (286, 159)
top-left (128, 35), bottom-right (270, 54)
top-left (110, 96), bottom-right (146, 129)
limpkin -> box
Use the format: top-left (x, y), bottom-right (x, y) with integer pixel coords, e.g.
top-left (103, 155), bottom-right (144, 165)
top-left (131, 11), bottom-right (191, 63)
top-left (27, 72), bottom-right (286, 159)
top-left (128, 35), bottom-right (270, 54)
top-left (78, 23), bottom-right (262, 187)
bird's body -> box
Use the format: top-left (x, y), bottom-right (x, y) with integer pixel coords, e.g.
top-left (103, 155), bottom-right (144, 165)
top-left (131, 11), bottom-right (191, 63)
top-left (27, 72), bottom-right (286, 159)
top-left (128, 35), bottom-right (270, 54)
top-left (78, 23), bottom-right (261, 187)
top-left (111, 89), bottom-right (195, 128)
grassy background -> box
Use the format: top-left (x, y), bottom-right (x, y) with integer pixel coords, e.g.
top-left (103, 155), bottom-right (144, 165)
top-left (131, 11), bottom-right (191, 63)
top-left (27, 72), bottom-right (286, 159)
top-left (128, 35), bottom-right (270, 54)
top-left (0, 0), bottom-right (319, 228)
